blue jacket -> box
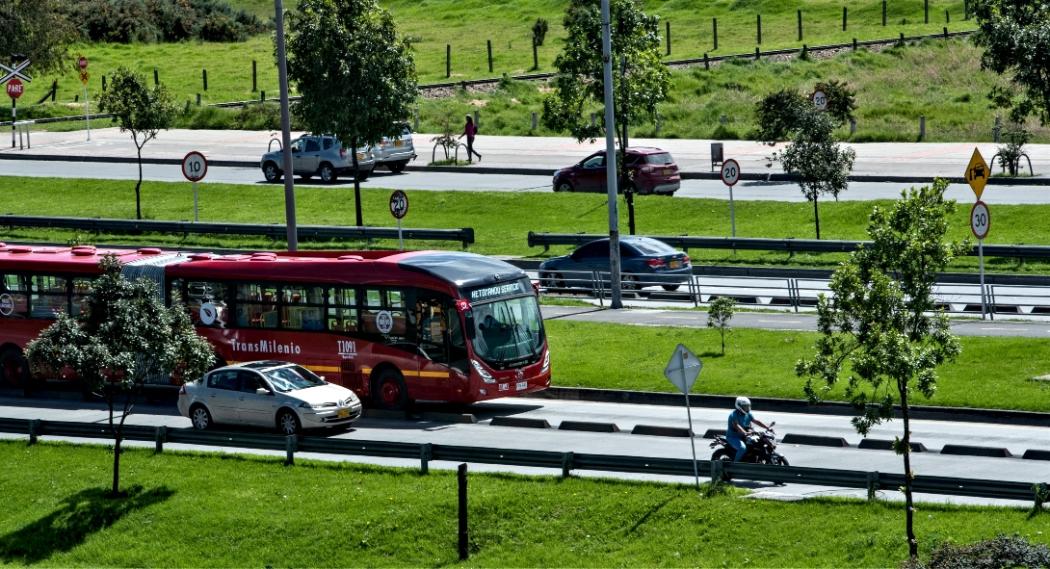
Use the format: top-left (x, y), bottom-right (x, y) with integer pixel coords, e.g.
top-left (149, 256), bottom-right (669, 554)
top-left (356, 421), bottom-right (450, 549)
top-left (726, 409), bottom-right (753, 446)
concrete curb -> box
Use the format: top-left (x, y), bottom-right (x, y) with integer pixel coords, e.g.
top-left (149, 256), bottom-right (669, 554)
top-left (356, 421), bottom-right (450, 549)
top-left (490, 416), bottom-right (551, 429)
top-left (940, 444), bottom-right (1012, 458)
top-left (631, 424), bottom-right (692, 437)
top-left (1022, 450), bottom-right (1050, 461)
top-left (781, 434), bottom-right (850, 447)
top-left (557, 420), bottom-right (619, 433)
top-left (528, 387), bottom-right (1050, 427)
top-left (4, 152), bottom-right (1049, 185)
top-left (857, 438), bottom-right (928, 452)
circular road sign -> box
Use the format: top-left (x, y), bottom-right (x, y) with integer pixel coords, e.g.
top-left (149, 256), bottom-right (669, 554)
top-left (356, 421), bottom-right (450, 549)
top-left (181, 151), bottom-right (208, 182)
top-left (389, 190), bottom-right (409, 219)
top-left (812, 90), bottom-right (828, 111)
top-left (720, 158), bottom-right (741, 187)
top-left (78, 56), bottom-right (89, 70)
top-left (6, 78), bottom-right (24, 100)
top-left (970, 200), bottom-right (991, 240)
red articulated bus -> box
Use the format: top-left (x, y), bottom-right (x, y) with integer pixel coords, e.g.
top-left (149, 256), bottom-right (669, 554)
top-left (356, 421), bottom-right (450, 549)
top-left (0, 243), bottom-right (551, 409)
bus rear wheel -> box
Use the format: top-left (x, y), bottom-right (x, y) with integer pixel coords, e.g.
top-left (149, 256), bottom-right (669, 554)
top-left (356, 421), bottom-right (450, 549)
top-left (373, 369), bottom-right (408, 411)
top-left (0, 347), bottom-right (30, 390)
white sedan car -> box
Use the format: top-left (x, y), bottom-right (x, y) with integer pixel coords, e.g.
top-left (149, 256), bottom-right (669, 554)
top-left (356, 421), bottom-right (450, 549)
top-left (177, 361), bottom-right (362, 435)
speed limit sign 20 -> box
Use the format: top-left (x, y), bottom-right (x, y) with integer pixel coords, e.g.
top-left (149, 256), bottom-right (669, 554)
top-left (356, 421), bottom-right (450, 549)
top-left (720, 159), bottom-right (741, 187)
top-left (970, 200), bottom-right (990, 240)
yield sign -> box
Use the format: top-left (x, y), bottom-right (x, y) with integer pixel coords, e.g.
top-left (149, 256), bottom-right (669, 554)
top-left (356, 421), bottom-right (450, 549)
top-left (0, 60), bottom-right (32, 85)
top-left (664, 343), bottom-right (702, 394)
top-left (964, 147), bottom-right (989, 200)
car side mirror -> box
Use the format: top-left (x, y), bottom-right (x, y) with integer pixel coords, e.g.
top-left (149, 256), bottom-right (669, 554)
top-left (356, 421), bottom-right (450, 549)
top-left (256, 388), bottom-right (272, 396)
top-left (291, 147), bottom-right (300, 153)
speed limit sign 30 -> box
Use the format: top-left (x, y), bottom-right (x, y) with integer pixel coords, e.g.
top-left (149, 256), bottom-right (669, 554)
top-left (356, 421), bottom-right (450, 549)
top-left (970, 200), bottom-right (990, 240)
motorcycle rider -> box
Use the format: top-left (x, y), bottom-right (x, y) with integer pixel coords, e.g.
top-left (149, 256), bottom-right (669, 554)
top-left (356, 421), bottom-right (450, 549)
top-left (727, 396), bottom-right (770, 462)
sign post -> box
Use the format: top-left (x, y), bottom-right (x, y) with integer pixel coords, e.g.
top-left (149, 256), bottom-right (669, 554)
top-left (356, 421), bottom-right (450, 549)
top-left (664, 343), bottom-right (703, 490)
top-left (389, 190), bottom-right (409, 249)
top-left (720, 158), bottom-right (741, 238)
top-left (181, 151), bottom-right (208, 222)
top-left (1, 58), bottom-right (31, 149)
top-left (78, 56), bottom-right (91, 141)
top-left (971, 200), bottom-right (991, 320)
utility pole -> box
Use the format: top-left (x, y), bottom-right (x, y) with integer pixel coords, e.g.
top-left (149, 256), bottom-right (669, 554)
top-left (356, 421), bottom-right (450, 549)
top-left (275, 0), bottom-right (298, 251)
top-left (601, 0), bottom-right (623, 309)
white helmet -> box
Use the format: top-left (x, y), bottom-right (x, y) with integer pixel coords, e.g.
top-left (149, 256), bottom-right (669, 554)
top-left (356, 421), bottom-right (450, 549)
top-left (735, 396), bottom-right (751, 413)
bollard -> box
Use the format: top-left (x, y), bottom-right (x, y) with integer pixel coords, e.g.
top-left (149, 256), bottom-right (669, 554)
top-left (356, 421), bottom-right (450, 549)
top-left (899, 32), bottom-right (905, 45)
top-left (561, 452), bottom-right (574, 478)
top-left (756, 13), bottom-right (762, 44)
top-left (28, 419), bottom-right (40, 445)
top-left (420, 443), bottom-right (432, 474)
top-left (153, 67), bottom-right (159, 86)
top-left (531, 111), bottom-right (538, 130)
top-left (867, 472), bottom-right (880, 500)
top-left (154, 426), bottom-right (166, 453)
top-left (446, 44), bottom-right (451, 78)
top-left (797, 9), bottom-right (803, 41)
top-left (487, 40), bottom-right (493, 73)
top-left (252, 60), bottom-right (257, 91)
top-left (284, 434), bottom-right (297, 466)
top-left (458, 464), bottom-right (469, 560)
top-left (712, 18), bottom-right (718, 50)
top-left (919, 115), bottom-right (926, 141)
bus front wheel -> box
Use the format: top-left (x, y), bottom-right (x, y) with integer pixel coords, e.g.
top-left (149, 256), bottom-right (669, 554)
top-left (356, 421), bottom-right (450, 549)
top-left (373, 369), bottom-right (408, 411)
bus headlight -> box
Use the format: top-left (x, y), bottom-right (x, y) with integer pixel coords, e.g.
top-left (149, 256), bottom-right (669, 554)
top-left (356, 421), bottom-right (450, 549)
top-left (541, 350), bottom-right (550, 373)
top-left (471, 360), bottom-right (495, 384)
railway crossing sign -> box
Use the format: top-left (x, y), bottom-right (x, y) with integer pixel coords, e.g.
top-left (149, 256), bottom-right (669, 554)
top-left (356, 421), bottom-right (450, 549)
top-left (0, 59), bottom-right (31, 85)
top-left (965, 148), bottom-right (989, 200)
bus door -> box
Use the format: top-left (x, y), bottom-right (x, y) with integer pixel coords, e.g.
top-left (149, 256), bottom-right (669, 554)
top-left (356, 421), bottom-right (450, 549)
top-left (411, 292), bottom-right (460, 399)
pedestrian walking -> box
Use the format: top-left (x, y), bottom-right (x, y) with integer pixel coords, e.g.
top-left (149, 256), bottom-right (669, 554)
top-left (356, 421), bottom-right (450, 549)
top-left (458, 114), bottom-right (482, 163)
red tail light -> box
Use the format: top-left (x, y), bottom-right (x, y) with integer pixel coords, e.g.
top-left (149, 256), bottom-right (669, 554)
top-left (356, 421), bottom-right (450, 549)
top-left (683, 255), bottom-right (691, 265)
top-left (339, 148), bottom-right (347, 159)
top-left (647, 258), bottom-right (666, 268)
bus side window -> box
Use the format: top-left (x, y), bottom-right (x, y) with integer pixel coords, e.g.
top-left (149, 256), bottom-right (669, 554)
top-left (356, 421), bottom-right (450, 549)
top-left (362, 288), bottom-right (406, 338)
top-left (282, 285), bottom-right (324, 331)
top-left (30, 275), bottom-right (68, 319)
top-left (70, 278), bottom-right (94, 317)
top-left (0, 274), bottom-right (28, 319)
top-left (327, 287), bottom-right (358, 332)
top-left (182, 280), bottom-right (228, 328)
top-left (236, 283), bottom-right (278, 329)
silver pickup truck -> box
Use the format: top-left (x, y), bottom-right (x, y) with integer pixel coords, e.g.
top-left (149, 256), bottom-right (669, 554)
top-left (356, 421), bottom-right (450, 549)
top-left (261, 134), bottom-right (375, 184)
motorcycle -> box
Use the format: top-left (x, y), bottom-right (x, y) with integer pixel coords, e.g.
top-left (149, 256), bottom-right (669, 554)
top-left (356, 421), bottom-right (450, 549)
top-left (710, 422), bottom-right (789, 480)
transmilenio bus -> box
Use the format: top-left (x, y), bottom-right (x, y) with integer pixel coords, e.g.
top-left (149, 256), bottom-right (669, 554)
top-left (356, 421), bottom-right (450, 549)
top-left (0, 244), bottom-right (551, 408)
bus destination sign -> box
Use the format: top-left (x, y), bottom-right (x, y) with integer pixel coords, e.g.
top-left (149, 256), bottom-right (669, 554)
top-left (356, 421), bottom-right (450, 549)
top-left (468, 280), bottom-right (530, 302)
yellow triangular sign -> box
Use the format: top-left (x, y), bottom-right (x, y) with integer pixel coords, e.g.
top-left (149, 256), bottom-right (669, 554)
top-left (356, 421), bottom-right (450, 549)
top-left (965, 148), bottom-right (989, 200)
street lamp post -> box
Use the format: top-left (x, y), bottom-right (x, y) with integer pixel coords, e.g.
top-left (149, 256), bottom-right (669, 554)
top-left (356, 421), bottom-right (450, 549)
top-left (275, 0), bottom-right (298, 251)
top-left (601, 0), bottom-right (623, 309)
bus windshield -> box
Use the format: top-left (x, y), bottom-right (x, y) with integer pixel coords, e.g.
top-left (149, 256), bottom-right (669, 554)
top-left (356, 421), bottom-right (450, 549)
top-left (470, 295), bottom-right (544, 366)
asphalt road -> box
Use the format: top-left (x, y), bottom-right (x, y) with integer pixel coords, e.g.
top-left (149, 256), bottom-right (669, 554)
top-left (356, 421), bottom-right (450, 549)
top-left (0, 395), bottom-right (1045, 507)
top-left (7, 159), bottom-right (1050, 204)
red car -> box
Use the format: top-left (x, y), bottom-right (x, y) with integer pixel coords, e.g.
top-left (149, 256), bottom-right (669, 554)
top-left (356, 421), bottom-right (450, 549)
top-left (552, 147), bottom-right (680, 195)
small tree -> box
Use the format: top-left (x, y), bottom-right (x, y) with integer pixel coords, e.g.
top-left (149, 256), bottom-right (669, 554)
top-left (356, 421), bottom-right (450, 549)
top-left (706, 296), bottom-right (736, 355)
top-left (1, 1), bottom-right (77, 74)
top-left (25, 255), bottom-right (214, 497)
top-left (532, 18), bottom-right (549, 47)
top-left (287, 0), bottom-right (418, 227)
top-left (973, 1), bottom-right (1050, 124)
top-left (543, 0), bottom-right (671, 234)
top-left (97, 67), bottom-right (178, 220)
top-left (795, 179), bottom-right (965, 561)
top-left (756, 83), bottom-right (857, 239)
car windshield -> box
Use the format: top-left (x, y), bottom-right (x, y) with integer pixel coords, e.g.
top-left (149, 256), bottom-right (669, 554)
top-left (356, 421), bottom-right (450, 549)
top-left (645, 153), bottom-right (674, 165)
top-left (263, 365), bottom-right (325, 393)
top-left (630, 238), bottom-right (677, 255)
top-left (470, 295), bottom-right (545, 365)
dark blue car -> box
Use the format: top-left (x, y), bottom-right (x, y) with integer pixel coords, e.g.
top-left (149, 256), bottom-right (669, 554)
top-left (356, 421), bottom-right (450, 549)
top-left (538, 237), bottom-right (691, 292)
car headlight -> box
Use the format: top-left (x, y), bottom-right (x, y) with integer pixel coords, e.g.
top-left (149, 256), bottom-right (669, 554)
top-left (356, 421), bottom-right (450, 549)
top-left (471, 360), bottom-right (495, 384)
top-left (299, 402), bottom-right (336, 410)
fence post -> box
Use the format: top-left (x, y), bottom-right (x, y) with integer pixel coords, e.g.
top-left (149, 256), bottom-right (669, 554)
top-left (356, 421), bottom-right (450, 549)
top-left (919, 115), bottom-right (926, 141)
top-left (196, 93), bottom-right (201, 106)
top-left (487, 40), bottom-right (493, 73)
top-left (842, 6), bottom-right (847, 31)
top-left (704, 52), bottom-right (709, 70)
top-left (458, 463), bottom-right (469, 561)
top-left (50, 79), bottom-right (57, 102)
top-left (414, 109), bottom-right (420, 132)
top-left (202, 68), bottom-right (208, 91)
top-left (284, 434), bottom-right (297, 466)
top-left (712, 18), bottom-right (718, 50)
top-left (252, 60), bottom-right (257, 91)
top-left (867, 471), bottom-right (880, 501)
top-left (260, 90), bottom-right (265, 102)
top-left (28, 419), bottom-right (40, 445)
top-left (946, 9), bottom-right (950, 24)
top-left (757, 13), bottom-right (762, 44)
top-left (797, 9), bottom-right (803, 41)
top-left (532, 38), bottom-right (538, 70)
top-left (925, 0), bottom-right (929, 24)
top-left (154, 425), bottom-right (166, 453)
top-left (853, 37), bottom-right (858, 51)
top-left (666, 21), bottom-right (671, 56)
top-left (561, 451), bottom-right (574, 477)
top-left (755, 46), bottom-right (760, 60)
top-left (153, 67), bottom-right (159, 86)
top-left (420, 443), bottom-right (432, 474)
top-left (994, 115), bottom-right (1002, 143)
top-left (102, 75), bottom-right (107, 91)
top-left (446, 44), bottom-right (451, 78)
top-left (944, 26), bottom-right (948, 39)
top-left (531, 111), bottom-right (538, 130)
top-left (473, 110), bottom-right (479, 129)
top-left (710, 458), bottom-right (723, 483)
top-left (850, 118), bottom-right (857, 136)
top-left (882, 0), bottom-right (887, 26)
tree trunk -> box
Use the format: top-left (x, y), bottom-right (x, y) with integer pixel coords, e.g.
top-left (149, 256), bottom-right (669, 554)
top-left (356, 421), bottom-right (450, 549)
top-left (720, 331), bottom-right (725, 355)
top-left (813, 193), bottom-right (821, 240)
top-left (135, 144), bottom-right (144, 220)
top-left (112, 432), bottom-right (122, 497)
top-left (900, 382), bottom-right (918, 559)
top-left (351, 139), bottom-right (363, 227)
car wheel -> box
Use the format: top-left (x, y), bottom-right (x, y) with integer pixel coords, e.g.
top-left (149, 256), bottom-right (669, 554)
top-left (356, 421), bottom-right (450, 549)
top-left (356, 169), bottom-right (371, 182)
top-left (553, 272), bottom-right (567, 289)
top-left (0, 347), bottom-right (29, 389)
top-left (276, 409), bottom-right (301, 435)
top-left (189, 405), bottom-right (213, 430)
top-left (319, 163), bottom-right (337, 184)
top-left (662, 284), bottom-right (680, 292)
top-left (389, 160), bottom-right (407, 173)
top-left (262, 162), bottom-right (282, 183)
top-left (623, 275), bottom-right (650, 297)
top-left (554, 181), bottom-right (573, 193)
top-left (372, 369), bottom-right (408, 411)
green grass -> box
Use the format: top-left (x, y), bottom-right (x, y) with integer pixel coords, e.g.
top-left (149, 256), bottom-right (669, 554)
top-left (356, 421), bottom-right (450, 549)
top-left (546, 321), bottom-right (1050, 412)
top-left (2, 440), bottom-right (1049, 567)
top-left (1, 175), bottom-right (1048, 274)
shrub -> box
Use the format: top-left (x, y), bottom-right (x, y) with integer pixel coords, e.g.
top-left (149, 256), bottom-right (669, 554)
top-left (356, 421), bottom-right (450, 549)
top-left (62, 0), bottom-right (264, 44)
top-left (908, 535), bottom-right (1050, 569)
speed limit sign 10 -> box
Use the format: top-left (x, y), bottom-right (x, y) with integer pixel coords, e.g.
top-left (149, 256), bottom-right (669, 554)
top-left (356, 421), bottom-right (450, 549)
top-left (182, 151), bottom-right (208, 182)
top-left (720, 158), bottom-right (741, 187)
top-left (970, 200), bottom-right (990, 240)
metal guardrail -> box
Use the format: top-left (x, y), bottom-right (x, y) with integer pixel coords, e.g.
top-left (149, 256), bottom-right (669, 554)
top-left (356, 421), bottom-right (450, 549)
top-left (2, 417), bottom-right (1046, 505)
top-left (0, 215), bottom-right (475, 248)
top-left (527, 232), bottom-right (1050, 262)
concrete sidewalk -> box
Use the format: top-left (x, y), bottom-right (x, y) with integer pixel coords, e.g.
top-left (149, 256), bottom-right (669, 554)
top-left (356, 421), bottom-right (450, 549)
top-left (1, 127), bottom-right (1043, 181)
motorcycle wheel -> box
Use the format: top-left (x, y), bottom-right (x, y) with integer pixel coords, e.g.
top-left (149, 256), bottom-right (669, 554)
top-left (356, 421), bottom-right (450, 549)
top-left (771, 454), bottom-right (789, 467)
top-left (711, 449), bottom-right (734, 482)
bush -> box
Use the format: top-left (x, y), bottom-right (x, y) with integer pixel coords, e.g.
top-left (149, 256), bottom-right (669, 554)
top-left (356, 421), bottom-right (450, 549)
top-left (532, 18), bottom-right (549, 47)
top-left (62, 0), bottom-right (265, 44)
top-left (908, 535), bottom-right (1050, 569)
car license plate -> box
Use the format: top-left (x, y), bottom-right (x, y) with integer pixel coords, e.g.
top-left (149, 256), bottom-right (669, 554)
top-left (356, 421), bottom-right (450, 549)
top-left (394, 140), bottom-right (403, 147)
top-left (663, 168), bottom-right (673, 176)
top-left (337, 408), bottom-right (349, 418)
top-left (669, 260), bottom-right (681, 269)
top-left (516, 381), bottom-right (528, 391)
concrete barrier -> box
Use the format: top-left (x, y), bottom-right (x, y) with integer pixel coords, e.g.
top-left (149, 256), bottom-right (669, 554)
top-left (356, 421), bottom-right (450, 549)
top-left (558, 421), bottom-right (619, 433)
top-left (631, 424), bottom-right (693, 437)
top-left (1022, 449), bottom-right (1050, 461)
top-left (857, 438), bottom-right (928, 452)
top-left (940, 444), bottom-right (1012, 458)
top-left (781, 433), bottom-right (850, 447)
top-left (490, 416), bottom-right (552, 429)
